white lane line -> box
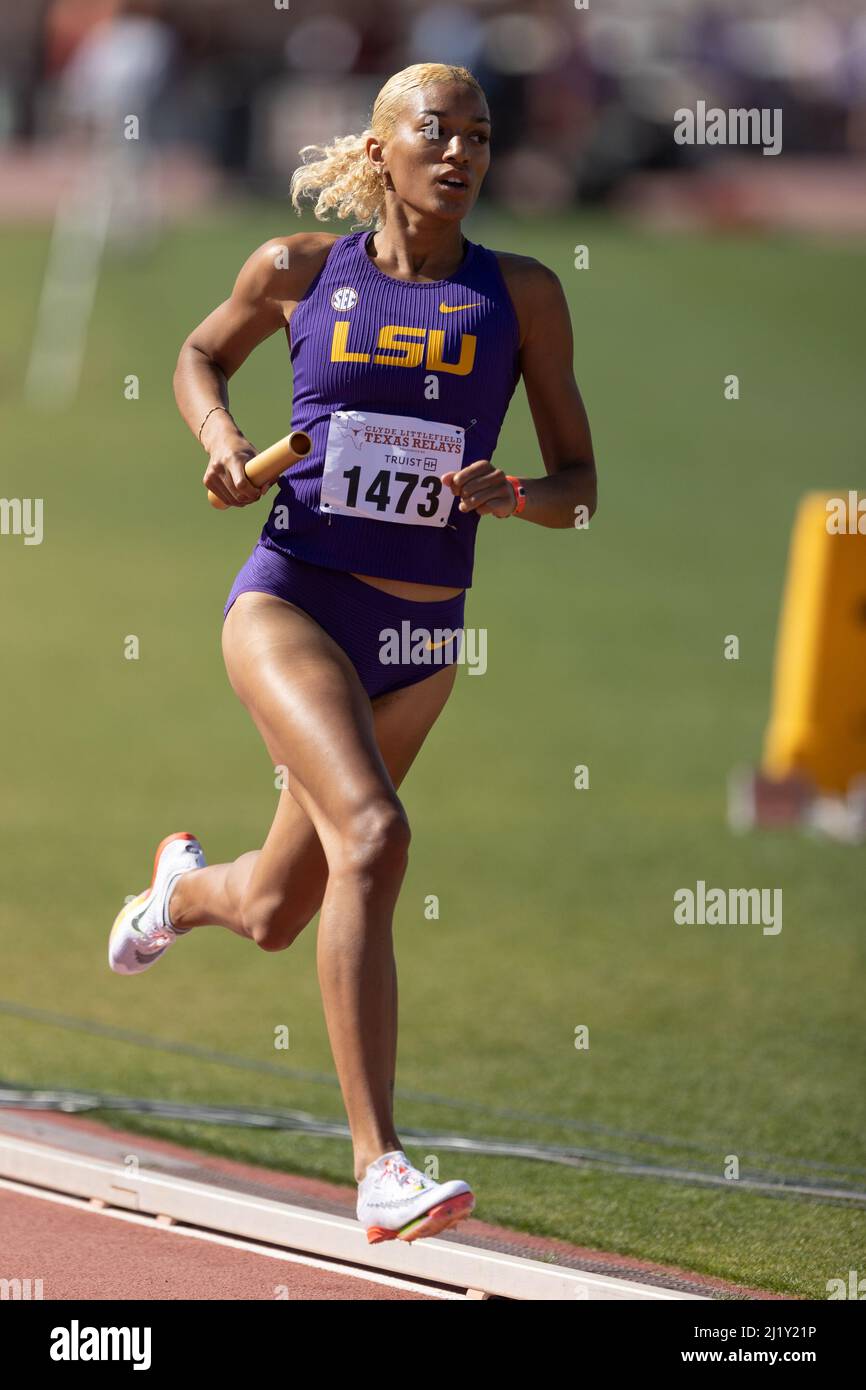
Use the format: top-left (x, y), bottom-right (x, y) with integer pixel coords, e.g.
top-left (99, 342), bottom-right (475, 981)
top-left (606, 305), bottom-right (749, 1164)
top-left (0, 1177), bottom-right (463, 1300)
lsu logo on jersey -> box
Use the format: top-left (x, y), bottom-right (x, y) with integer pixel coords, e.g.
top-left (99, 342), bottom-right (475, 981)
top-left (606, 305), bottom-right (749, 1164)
top-left (330, 321), bottom-right (476, 376)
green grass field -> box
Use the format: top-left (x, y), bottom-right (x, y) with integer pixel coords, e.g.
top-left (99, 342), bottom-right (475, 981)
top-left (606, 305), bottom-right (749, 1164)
top-left (1, 204), bottom-right (864, 1297)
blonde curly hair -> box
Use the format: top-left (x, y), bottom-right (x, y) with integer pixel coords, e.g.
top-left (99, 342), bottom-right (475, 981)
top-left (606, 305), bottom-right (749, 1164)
top-left (290, 63), bottom-right (485, 231)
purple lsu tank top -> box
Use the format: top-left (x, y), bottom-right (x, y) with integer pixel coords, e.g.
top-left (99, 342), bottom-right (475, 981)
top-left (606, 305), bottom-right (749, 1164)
top-left (259, 230), bottom-right (521, 589)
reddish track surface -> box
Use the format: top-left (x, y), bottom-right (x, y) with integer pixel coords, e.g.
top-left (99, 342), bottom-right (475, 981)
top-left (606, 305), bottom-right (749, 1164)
top-left (0, 1185), bottom-right (432, 1301)
top-left (0, 1109), bottom-right (786, 1301)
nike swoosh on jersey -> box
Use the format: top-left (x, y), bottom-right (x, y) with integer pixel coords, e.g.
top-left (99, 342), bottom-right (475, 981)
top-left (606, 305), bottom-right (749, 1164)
top-left (425, 635), bottom-right (458, 650)
top-left (439, 301), bottom-right (483, 313)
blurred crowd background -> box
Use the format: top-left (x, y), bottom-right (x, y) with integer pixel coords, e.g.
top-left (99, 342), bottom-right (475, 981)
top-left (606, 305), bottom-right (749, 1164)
top-left (1, 0), bottom-right (865, 232)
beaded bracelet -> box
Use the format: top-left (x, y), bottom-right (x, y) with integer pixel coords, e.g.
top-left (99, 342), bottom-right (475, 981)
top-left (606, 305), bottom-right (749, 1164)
top-left (198, 404), bottom-right (231, 443)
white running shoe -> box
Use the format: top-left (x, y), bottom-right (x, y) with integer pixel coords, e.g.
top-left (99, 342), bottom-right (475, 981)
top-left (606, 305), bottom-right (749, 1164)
top-left (108, 832), bottom-right (206, 976)
top-left (356, 1149), bottom-right (475, 1245)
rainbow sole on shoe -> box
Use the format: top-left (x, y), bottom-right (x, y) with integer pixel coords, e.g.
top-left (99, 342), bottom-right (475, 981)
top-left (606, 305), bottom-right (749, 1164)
top-left (366, 1189), bottom-right (475, 1245)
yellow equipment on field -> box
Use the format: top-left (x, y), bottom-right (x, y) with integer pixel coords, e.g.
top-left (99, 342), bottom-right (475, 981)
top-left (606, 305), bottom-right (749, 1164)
top-left (762, 491), bottom-right (866, 795)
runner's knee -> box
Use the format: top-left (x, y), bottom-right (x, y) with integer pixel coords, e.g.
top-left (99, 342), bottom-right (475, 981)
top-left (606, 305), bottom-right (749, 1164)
top-left (333, 799), bottom-right (411, 882)
top-left (243, 893), bottom-right (315, 952)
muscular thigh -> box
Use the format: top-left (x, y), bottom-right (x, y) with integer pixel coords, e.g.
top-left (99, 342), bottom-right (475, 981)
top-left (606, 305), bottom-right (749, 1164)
top-left (222, 592), bottom-right (456, 921)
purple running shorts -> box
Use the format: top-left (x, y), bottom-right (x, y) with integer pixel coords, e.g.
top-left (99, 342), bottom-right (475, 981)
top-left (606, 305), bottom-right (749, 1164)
top-left (223, 536), bottom-right (466, 701)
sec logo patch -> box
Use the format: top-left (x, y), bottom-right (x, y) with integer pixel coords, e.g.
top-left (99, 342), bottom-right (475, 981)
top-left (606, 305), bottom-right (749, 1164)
top-left (331, 286), bottom-right (358, 311)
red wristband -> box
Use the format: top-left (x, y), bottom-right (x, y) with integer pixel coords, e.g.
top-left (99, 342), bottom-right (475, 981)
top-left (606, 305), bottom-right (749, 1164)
top-left (505, 476), bottom-right (526, 515)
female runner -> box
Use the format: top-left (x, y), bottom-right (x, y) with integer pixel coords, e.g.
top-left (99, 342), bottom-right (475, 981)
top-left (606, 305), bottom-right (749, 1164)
top-left (109, 62), bottom-right (597, 1244)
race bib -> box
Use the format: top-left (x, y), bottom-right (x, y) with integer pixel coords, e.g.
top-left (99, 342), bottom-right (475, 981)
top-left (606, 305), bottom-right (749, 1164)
top-left (319, 410), bottom-right (465, 527)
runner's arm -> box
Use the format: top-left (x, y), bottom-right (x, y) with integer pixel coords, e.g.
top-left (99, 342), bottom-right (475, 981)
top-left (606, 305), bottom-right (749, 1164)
top-left (513, 261), bottom-right (597, 528)
top-left (173, 234), bottom-right (335, 506)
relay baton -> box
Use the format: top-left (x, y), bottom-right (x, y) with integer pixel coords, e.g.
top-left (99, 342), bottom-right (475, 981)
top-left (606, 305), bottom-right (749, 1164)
top-left (207, 430), bottom-right (312, 509)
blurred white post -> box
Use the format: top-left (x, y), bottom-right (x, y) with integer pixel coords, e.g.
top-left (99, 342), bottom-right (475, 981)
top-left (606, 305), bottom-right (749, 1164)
top-left (25, 10), bottom-right (175, 411)
top-left (25, 159), bottom-right (113, 411)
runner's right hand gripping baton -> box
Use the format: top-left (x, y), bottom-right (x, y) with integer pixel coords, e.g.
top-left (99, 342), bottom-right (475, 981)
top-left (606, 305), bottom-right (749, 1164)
top-left (207, 430), bottom-right (312, 510)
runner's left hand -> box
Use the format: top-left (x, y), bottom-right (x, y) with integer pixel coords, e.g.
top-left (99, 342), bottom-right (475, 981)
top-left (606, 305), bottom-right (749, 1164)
top-left (442, 460), bottom-right (517, 518)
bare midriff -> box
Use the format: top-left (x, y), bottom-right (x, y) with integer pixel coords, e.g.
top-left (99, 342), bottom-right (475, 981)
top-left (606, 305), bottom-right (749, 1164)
top-left (350, 573), bottom-right (464, 602)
